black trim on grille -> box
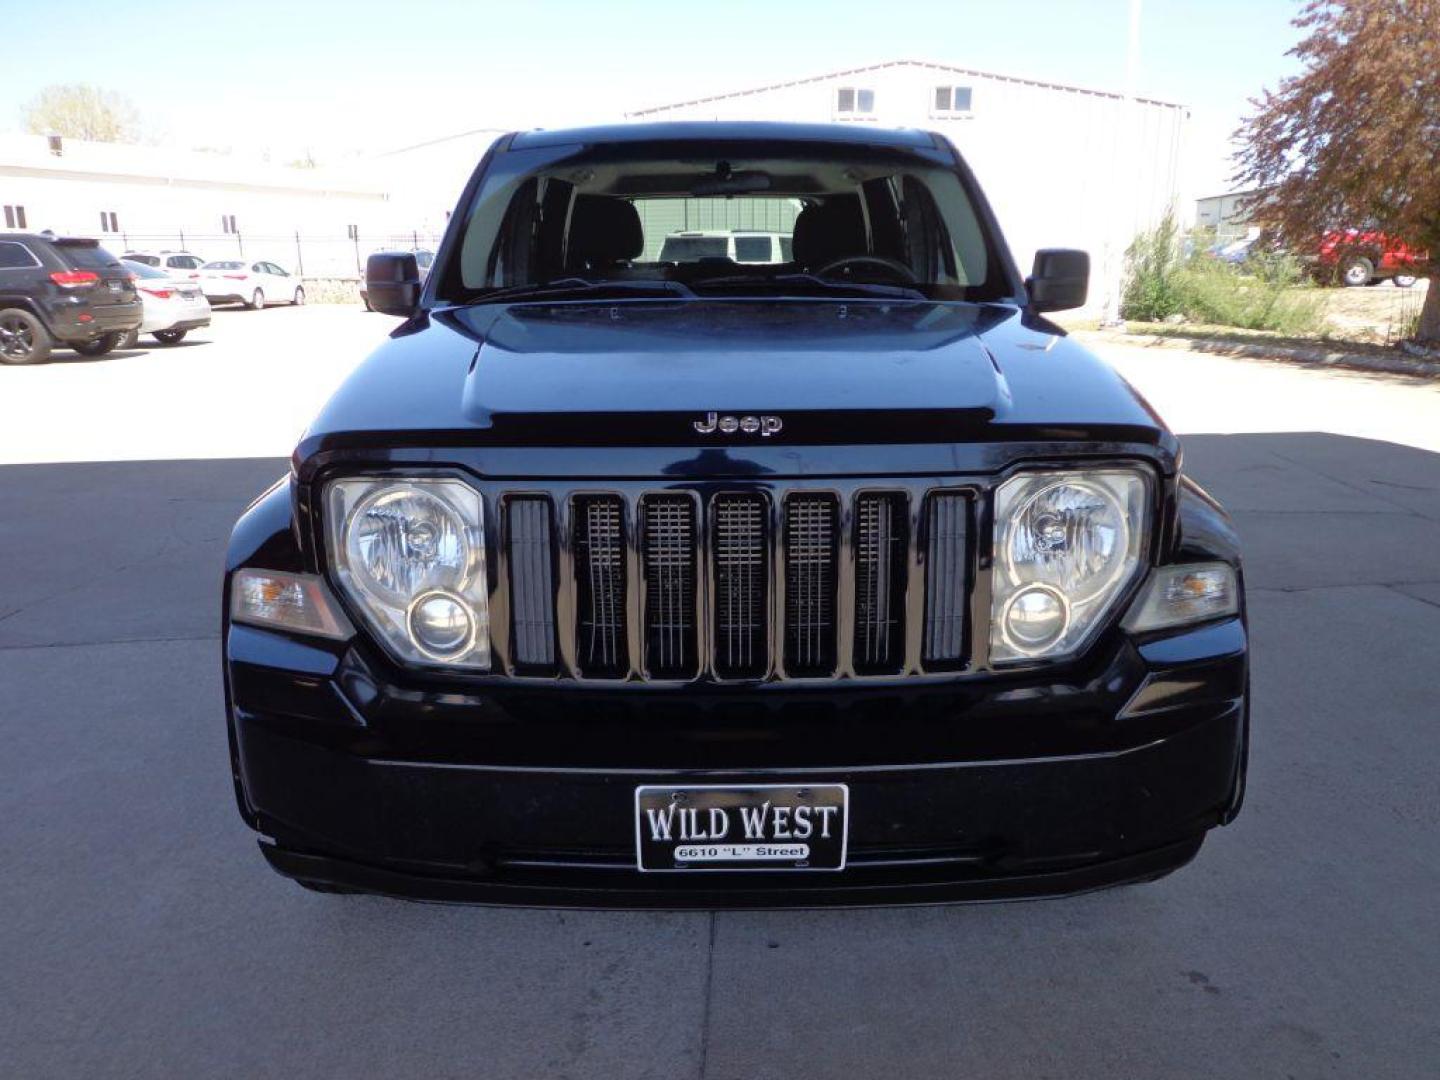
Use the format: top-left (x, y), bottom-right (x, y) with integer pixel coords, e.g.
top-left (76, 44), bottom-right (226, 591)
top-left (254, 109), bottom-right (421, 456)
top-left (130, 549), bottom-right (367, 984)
top-left (922, 492), bottom-right (969, 665)
top-left (573, 495), bottom-right (628, 676)
top-left (854, 492), bottom-right (908, 673)
top-left (641, 495), bottom-right (698, 678)
top-left (783, 493), bottom-right (839, 676)
top-left (506, 496), bottom-right (557, 671)
top-left (712, 493), bottom-right (769, 678)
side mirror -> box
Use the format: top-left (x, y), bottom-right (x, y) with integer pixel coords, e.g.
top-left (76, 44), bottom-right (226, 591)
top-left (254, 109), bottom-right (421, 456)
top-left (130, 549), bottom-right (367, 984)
top-left (365, 252), bottom-right (421, 317)
top-left (1026, 249), bottom-right (1089, 313)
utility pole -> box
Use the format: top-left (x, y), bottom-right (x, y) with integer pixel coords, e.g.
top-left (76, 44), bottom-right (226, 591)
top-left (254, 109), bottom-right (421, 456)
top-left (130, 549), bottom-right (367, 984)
top-left (1101, 0), bottom-right (1143, 326)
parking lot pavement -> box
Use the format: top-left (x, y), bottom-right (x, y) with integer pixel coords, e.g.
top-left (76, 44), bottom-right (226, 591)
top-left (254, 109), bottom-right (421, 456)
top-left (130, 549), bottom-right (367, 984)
top-left (0, 305), bottom-right (400, 465)
top-left (2, 307), bottom-right (1439, 1078)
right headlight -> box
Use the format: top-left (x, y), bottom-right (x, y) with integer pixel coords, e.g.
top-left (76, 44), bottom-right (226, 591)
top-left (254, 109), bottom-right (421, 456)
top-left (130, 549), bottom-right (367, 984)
top-left (325, 477), bottom-right (490, 669)
top-left (990, 468), bottom-right (1151, 663)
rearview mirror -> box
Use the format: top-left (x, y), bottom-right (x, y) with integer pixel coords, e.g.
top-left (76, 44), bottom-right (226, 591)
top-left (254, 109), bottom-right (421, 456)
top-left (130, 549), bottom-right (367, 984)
top-left (1026, 249), bottom-right (1089, 313)
top-left (365, 252), bottom-right (421, 317)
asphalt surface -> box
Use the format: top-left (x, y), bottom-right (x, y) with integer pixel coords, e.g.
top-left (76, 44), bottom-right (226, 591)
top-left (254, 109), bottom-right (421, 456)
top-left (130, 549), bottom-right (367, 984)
top-left (2, 308), bottom-right (1439, 1078)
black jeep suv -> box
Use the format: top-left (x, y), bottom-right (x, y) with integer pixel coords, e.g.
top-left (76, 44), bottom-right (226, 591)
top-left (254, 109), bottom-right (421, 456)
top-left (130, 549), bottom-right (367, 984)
top-left (223, 123), bottom-right (1248, 906)
top-left (0, 233), bottom-right (142, 364)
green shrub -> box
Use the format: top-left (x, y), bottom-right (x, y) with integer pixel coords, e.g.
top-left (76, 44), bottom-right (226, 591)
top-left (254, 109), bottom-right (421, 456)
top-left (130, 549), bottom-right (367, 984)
top-left (1121, 215), bottom-right (1326, 336)
top-left (1121, 211), bottom-right (1186, 321)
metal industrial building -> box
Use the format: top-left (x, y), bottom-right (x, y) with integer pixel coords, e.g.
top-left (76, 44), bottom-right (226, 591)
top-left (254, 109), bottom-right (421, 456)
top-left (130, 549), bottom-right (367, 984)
top-left (4, 59), bottom-right (1188, 290)
top-left (0, 132), bottom-right (403, 275)
top-left (631, 59), bottom-right (1188, 294)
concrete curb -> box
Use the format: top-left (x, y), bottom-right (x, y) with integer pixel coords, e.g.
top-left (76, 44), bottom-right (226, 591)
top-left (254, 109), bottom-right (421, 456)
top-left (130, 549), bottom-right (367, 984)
top-left (1073, 329), bottom-right (1440, 380)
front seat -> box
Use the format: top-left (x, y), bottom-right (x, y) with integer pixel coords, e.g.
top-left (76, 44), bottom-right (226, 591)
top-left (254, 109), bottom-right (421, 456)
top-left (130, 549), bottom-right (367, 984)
top-left (790, 195), bottom-right (867, 271)
top-left (567, 195), bottom-right (644, 271)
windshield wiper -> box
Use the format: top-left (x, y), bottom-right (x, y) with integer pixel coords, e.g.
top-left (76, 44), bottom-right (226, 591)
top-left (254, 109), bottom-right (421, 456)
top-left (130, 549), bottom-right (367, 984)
top-left (693, 272), bottom-right (928, 301)
top-left (466, 277), bottom-right (696, 304)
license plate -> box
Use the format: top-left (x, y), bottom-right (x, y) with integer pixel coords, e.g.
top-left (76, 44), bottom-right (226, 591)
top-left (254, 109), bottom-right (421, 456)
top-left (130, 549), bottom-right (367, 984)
top-left (107, 280), bottom-right (122, 293)
top-left (635, 783), bottom-right (848, 871)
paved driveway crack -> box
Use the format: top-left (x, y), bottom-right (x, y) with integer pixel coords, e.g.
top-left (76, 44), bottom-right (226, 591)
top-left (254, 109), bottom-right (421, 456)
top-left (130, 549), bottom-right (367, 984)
top-left (698, 912), bottom-right (717, 1080)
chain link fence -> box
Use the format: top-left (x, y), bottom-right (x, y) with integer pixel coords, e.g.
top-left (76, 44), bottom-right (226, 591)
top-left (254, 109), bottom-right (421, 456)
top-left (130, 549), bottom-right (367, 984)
top-left (108, 230), bottom-right (445, 279)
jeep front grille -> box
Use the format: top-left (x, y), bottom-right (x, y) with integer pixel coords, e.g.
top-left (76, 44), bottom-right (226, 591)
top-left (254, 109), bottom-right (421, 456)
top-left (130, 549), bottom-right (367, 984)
top-left (642, 496), bottom-right (698, 677)
top-left (573, 495), bottom-right (627, 675)
top-left (922, 492), bottom-right (969, 664)
top-left (854, 493), bottom-right (906, 673)
top-left (712, 494), bottom-right (768, 678)
top-left (506, 496), bottom-right (556, 668)
top-left (784, 494), bottom-right (839, 675)
top-left (500, 483), bottom-right (971, 682)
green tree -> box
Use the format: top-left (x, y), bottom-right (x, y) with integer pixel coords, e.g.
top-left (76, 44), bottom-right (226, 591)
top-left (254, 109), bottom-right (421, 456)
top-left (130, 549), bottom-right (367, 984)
top-left (1235, 0), bottom-right (1440, 343)
top-left (22, 84), bottom-right (139, 143)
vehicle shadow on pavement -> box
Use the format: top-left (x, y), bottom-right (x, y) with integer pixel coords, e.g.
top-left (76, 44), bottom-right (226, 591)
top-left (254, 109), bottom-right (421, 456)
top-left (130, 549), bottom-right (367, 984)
top-left (1, 433), bottom-right (1437, 1079)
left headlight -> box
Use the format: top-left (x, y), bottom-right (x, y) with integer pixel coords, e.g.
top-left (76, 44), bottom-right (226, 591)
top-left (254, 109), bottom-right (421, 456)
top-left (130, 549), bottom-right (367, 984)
top-left (990, 468), bottom-right (1151, 663)
top-left (325, 477), bottom-right (490, 669)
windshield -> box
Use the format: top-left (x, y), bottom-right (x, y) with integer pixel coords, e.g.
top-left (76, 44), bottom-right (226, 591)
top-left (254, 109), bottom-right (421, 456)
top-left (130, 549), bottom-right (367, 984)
top-left (440, 139), bottom-right (1010, 303)
top-left (203, 261), bottom-right (244, 270)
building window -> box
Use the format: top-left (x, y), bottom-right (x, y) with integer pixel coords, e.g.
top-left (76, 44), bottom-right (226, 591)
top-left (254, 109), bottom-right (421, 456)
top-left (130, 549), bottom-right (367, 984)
top-left (835, 87), bottom-right (875, 116)
top-left (100, 211), bottom-right (119, 233)
top-left (3, 204), bottom-right (26, 229)
top-left (932, 86), bottom-right (974, 115)
top-left (221, 214), bottom-right (238, 234)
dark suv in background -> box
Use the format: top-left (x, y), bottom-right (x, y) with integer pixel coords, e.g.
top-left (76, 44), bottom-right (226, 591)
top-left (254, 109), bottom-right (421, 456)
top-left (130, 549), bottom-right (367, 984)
top-left (0, 233), bottom-right (141, 364)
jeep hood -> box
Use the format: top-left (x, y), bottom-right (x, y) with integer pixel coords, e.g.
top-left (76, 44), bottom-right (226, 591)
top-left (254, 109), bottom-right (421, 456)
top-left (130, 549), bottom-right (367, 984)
top-left (300, 300), bottom-right (1173, 473)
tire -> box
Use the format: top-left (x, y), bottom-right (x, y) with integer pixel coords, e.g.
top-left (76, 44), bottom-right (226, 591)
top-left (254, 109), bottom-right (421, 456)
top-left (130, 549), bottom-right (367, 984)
top-left (1393, 274), bottom-right (1417, 288)
top-left (72, 331), bottom-right (123, 357)
top-left (247, 288), bottom-right (265, 310)
top-left (0, 308), bottom-right (51, 365)
top-left (1341, 256), bottom-right (1374, 287)
top-left (118, 329), bottom-right (140, 350)
top-left (153, 328), bottom-right (187, 344)
top-left (293, 285), bottom-right (306, 306)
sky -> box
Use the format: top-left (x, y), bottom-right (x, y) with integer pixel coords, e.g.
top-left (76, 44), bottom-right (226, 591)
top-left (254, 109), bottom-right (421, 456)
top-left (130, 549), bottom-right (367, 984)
top-left (1, 0), bottom-right (1306, 195)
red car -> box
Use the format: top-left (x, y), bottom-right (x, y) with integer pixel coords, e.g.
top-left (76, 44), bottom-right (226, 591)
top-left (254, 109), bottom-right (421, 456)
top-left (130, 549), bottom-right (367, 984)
top-left (1316, 230), bottom-right (1426, 287)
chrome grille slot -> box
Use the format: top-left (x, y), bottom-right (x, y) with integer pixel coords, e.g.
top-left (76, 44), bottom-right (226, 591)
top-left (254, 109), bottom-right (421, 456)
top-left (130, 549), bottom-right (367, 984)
top-left (854, 492), bottom-right (907, 673)
top-left (712, 494), bottom-right (768, 678)
top-left (573, 495), bottom-right (628, 676)
top-left (923, 492), bottom-right (968, 664)
top-left (784, 494), bottom-right (839, 675)
top-left (506, 497), bottom-right (556, 669)
top-left (642, 496), bottom-right (698, 678)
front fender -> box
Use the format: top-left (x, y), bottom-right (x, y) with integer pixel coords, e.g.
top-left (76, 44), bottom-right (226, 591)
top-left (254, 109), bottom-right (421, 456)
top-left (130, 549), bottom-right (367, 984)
top-left (1174, 474), bottom-right (1241, 567)
top-left (225, 475), bottom-right (302, 573)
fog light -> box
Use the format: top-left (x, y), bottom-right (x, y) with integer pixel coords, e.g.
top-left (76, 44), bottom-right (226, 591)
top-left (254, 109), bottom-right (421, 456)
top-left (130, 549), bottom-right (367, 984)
top-left (1001, 584), bottom-right (1069, 654)
top-left (406, 590), bottom-right (475, 659)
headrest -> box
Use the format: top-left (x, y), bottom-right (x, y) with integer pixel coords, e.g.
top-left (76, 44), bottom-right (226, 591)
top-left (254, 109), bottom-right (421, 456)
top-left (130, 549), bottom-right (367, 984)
top-left (568, 195), bottom-right (643, 265)
top-left (791, 196), bottom-right (867, 269)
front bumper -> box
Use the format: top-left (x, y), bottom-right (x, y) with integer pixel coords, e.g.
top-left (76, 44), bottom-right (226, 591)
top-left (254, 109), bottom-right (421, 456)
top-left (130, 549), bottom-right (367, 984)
top-left (225, 616), bottom-right (1248, 907)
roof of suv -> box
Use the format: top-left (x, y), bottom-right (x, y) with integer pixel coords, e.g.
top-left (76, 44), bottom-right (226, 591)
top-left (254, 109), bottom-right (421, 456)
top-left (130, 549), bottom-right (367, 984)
top-left (2, 233), bottom-right (98, 246)
top-left (509, 121), bottom-right (939, 150)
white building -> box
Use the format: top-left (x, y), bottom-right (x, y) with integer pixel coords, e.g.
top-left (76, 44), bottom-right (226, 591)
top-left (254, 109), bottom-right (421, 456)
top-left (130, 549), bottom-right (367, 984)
top-left (0, 133), bottom-right (414, 276)
top-left (629, 59), bottom-right (1188, 305)
top-left (1194, 189), bottom-right (1261, 241)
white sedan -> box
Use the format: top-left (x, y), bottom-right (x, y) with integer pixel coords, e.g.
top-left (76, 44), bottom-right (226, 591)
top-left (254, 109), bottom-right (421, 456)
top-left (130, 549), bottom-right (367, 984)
top-left (199, 259), bottom-right (306, 309)
top-left (120, 259), bottom-right (212, 345)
